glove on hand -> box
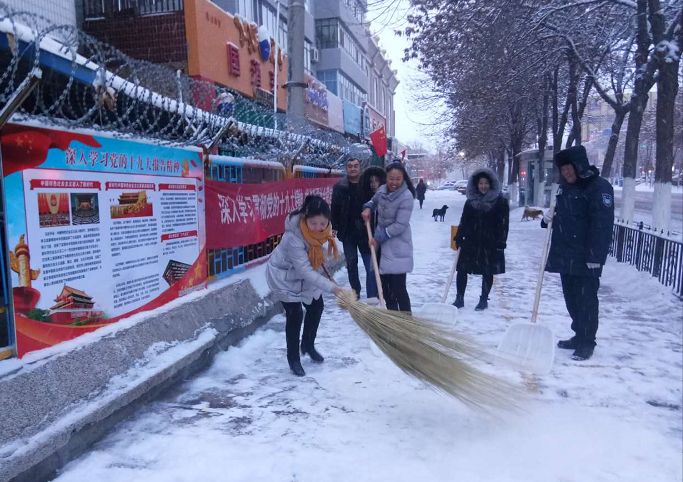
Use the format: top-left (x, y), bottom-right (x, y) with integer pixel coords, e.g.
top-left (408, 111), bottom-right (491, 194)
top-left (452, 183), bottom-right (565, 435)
top-left (542, 209), bottom-right (554, 225)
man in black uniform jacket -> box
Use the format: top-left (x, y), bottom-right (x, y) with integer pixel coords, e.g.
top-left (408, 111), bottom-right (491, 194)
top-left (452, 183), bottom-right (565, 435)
top-left (542, 145), bottom-right (614, 361)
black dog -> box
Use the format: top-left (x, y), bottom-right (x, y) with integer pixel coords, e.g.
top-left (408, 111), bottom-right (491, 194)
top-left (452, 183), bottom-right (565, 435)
top-left (432, 205), bottom-right (449, 222)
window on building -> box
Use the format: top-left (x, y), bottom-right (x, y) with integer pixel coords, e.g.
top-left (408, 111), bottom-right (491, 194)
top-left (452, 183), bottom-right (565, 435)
top-left (316, 19), bottom-right (366, 71)
top-left (316, 19), bottom-right (339, 49)
top-left (260, 3), bottom-right (277, 37)
top-left (317, 70), bottom-right (338, 95)
top-left (237, 0), bottom-right (255, 22)
top-left (278, 18), bottom-right (288, 51)
top-left (337, 71), bottom-right (366, 106)
top-left (304, 40), bottom-right (313, 73)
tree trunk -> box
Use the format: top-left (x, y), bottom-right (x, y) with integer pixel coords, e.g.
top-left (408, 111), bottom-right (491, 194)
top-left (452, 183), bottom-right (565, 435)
top-left (621, 0), bottom-right (651, 223)
top-left (537, 73), bottom-right (551, 206)
top-left (600, 107), bottom-right (628, 177)
top-left (567, 75), bottom-right (593, 147)
top-left (496, 147), bottom-right (506, 182)
top-left (565, 54), bottom-right (581, 148)
top-left (649, 0), bottom-right (681, 231)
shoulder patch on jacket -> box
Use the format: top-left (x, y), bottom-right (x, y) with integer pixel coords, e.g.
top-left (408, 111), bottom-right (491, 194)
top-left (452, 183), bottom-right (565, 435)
top-left (601, 193), bottom-right (613, 207)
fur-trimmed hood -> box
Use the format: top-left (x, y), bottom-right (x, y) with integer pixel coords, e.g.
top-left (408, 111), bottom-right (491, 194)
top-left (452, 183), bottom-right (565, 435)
top-left (466, 168), bottom-right (501, 200)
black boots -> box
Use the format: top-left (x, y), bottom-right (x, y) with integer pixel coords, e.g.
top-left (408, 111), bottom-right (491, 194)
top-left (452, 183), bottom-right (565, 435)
top-left (558, 336), bottom-right (595, 360)
top-left (288, 357), bottom-right (306, 377)
top-left (452, 293), bottom-right (464, 308)
top-left (557, 337), bottom-right (578, 350)
top-left (572, 345), bottom-right (595, 361)
top-left (301, 343), bottom-right (324, 363)
top-left (474, 296), bottom-right (488, 311)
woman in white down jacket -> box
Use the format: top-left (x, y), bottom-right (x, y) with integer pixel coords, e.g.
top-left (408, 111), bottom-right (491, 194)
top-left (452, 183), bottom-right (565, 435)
top-left (267, 195), bottom-right (343, 377)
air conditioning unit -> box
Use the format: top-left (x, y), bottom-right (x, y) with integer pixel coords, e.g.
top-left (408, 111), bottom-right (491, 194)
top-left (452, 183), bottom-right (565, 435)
top-left (311, 48), bottom-right (320, 63)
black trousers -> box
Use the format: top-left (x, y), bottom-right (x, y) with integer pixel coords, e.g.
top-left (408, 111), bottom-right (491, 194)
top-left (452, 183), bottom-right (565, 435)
top-left (380, 273), bottom-right (412, 313)
top-left (418, 199), bottom-right (424, 209)
top-left (281, 296), bottom-right (324, 363)
top-left (456, 271), bottom-right (493, 298)
top-left (560, 274), bottom-right (600, 347)
top-left (342, 237), bottom-right (378, 299)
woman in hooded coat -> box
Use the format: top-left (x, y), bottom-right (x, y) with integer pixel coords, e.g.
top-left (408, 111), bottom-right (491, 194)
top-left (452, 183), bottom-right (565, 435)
top-left (452, 168), bottom-right (509, 311)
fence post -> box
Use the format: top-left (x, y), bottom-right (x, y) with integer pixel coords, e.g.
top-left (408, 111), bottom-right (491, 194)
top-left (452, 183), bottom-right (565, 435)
top-left (616, 224), bottom-right (625, 262)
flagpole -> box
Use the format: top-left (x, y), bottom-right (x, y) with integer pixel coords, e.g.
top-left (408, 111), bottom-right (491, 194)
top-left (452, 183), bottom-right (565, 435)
top-left (273, 0), bottom-right (281, 131)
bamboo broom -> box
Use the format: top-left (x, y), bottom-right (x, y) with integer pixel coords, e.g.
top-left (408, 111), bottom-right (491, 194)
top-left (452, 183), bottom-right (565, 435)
top-left (328, 220), bottom-right (522, 412)
top-left (335, 290), bottom-right (522, 412)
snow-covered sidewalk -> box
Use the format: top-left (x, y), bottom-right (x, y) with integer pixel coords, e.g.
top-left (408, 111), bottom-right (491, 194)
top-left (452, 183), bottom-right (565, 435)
top-left (54, 191), bottom-right (682, 482)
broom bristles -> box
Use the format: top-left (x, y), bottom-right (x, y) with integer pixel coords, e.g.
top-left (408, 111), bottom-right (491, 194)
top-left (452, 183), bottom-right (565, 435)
top-left (336, 290), bottom-right (524, 412)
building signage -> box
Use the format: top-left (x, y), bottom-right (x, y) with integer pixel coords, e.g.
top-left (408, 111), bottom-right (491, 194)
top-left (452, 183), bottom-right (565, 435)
top-left (327, 92), bottom-right (344, 133)
top-left (304, 76), bottom-right (329, 127)
top-left (185, 0), bottom-right (287, 111)
top-left (343, 100), bottom-right (361, 137)
top-left (363, 102), bottom-right (386, 139)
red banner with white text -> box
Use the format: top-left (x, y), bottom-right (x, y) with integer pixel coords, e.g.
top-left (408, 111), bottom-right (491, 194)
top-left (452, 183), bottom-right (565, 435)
top-left (205, 177), bottom-right (338, 249)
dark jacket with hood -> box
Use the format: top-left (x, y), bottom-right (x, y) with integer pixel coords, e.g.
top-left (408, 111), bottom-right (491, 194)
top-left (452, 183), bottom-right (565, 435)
top-left (455, 168), bottom-right (509, 275)
top-left (543, 146), bottom-right (614, 277)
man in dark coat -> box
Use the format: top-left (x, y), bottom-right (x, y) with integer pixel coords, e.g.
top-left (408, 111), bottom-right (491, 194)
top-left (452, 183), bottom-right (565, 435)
top-left (542, 145), bottom-right (614, 361)
top-left (331, 157), bottom-right (378, 300)
top-left (453, 168), bottom-right (509, 311)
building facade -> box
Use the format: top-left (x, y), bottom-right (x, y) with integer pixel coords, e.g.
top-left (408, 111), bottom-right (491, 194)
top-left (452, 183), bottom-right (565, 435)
top-left (78, 0), bottom-right (399, 146)
top-left (3, 0), bottom-right (77, 27)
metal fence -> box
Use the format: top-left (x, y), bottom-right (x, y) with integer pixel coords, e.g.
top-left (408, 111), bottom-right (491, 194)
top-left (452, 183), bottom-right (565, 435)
top-left (0, 3), bottom-right (368, 168)
top-left (610, 221), bottom-right (683, 298)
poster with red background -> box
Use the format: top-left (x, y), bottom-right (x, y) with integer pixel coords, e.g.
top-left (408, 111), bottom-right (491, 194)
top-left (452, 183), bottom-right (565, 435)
top-left (1, 123), bottom-right (207, 357)
top-left (205, 177), bottom-right (337, 249)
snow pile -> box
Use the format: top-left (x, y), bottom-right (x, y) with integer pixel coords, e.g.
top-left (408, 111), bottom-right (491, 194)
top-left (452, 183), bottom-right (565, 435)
top-left (53, 191), bottom-right (682, 482)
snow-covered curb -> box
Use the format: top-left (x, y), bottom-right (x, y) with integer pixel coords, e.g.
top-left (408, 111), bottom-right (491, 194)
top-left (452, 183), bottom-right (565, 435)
top-left (0, 274), bottom-right (282, 482)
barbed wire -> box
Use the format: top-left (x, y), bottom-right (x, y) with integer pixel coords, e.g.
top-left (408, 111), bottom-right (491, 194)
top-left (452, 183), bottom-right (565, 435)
top-left (0, 3), bottom-right (372, 168)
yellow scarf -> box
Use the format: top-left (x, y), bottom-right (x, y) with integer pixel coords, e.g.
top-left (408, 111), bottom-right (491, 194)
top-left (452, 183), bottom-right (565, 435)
top-left (299, 219), bottom-right (340, 270)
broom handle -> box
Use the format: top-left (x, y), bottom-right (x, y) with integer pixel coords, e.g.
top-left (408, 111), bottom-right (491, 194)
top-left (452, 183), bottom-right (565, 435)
top-left (531, 185), bottom-right (558, 324)
top-left (441, 249), bottom-right (460, 303)
top-left (366, 219), bottom-right (385, 307)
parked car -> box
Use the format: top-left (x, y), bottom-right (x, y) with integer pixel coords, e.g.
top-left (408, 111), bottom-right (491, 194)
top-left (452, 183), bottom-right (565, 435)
top-left (454, 180), bottom-right (468, 194)
top-left (437, 181), bottom-right (457, 190)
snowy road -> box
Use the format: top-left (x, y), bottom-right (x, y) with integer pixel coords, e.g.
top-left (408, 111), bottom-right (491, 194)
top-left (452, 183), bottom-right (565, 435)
top-left (54, 191), bottom-right (682, 482)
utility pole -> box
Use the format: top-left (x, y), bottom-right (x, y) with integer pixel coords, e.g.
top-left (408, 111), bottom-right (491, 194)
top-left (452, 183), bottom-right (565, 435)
top-left (286, 0), bottom-right (306, 120)
top-left (273, 0), bottom-right (281, 130)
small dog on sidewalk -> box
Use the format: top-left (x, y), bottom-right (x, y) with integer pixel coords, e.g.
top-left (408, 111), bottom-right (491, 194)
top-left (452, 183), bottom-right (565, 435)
top-left (432, 205), bottom-right (449, 222)
top-left (521, 206), bottom-right (543, 221)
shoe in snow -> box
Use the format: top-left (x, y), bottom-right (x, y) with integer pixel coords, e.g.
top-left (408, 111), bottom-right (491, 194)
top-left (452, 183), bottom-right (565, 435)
top-left (557, 337), bottom-right (578, 350)
top-left (452, 294), bottom-right (464, 309)
top-left (474, 296), bottom-right (488, 311)
top-left (289, 359), bottom-right (306, 376)
top-left (301, 344), bottom-right (324, 363)
top-left (571, 345), bottom-right (594, 361)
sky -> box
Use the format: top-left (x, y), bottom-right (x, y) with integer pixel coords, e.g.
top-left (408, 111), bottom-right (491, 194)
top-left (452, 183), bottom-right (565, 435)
top-left (368, 0), bottom-right (444, 152)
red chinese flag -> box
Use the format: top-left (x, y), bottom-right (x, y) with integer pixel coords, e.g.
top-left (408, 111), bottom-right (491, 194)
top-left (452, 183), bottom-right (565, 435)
top-left (369, 126), bottom-right (388, 158)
